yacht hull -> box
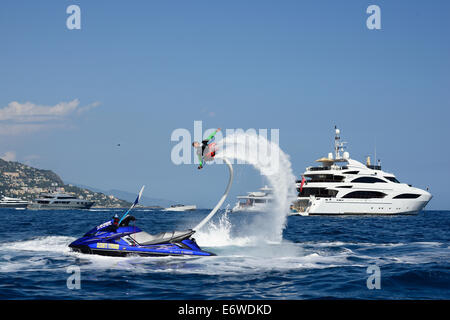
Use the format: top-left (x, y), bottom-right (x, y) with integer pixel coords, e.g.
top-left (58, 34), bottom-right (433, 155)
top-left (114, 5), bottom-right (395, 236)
top-left (231, 203), bottom-right (268, 213)
top-left (163, 205), bottom-right (197, 212)
top-left (294, 197), bottom-right (431, 215)
top-left (0, 203), bottom-right (28, 209)
top-left (27, 202), bottom-right (95, 210)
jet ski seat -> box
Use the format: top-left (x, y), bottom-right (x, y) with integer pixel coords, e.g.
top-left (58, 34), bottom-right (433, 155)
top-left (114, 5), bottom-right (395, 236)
top-left (131, 229), bottom-right (195, 245)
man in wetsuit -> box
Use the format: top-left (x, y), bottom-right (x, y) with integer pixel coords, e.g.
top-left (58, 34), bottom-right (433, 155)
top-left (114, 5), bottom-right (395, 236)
top-left (103, 214), bottom-right (121, 232)
top-left (192, 128), bottom-right (221, 169)
top-left (113, 214), bottom-right (119, 226)
top-left (107, 214), bottom-right (136, 232)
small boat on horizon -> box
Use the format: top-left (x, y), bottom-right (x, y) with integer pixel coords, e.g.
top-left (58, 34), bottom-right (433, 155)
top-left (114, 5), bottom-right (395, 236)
top-left (0, 196), bottom-right (29, 209)
top-left (163, 204), bottom-right (197, 212)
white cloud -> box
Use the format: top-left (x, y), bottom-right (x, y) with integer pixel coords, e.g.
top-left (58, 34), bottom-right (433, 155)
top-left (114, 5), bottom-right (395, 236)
top-left (0, 99), bottom-right (79, 122)
top-left (77, 101), bottom-right (101, 115)
top-left (0, 99), bottom-right (100, 135)
top-left (0, 123), bottom-right (50, 136)
top-left (1, 151), bottom-right (16, 161)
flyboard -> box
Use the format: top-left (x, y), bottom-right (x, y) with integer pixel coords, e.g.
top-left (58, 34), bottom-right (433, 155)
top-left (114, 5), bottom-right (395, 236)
top-left (194, 157), bottom-right (233, 231)
top-left (69, 159), bottom-right (233, 257)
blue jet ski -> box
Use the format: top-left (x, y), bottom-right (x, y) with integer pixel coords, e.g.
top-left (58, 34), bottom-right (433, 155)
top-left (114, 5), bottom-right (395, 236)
top-left (68, 217), bottom-right (214, 257)
top-left (69, 186), bottom-right (215, 257)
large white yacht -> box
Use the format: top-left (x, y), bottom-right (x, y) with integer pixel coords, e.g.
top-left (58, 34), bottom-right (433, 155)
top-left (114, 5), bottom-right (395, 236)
top-left (28, 193), bottom-right (95, 210)
top-left (292, 127), bottom-right (432, 215)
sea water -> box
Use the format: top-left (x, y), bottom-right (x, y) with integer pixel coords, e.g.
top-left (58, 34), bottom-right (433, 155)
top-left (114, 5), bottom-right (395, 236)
top-left (0, 208), bottom-right (448, 299)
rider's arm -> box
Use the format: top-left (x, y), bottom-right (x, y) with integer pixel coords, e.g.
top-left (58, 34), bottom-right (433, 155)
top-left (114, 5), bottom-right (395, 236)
top-left (205, 128), bottom-right (221, 142)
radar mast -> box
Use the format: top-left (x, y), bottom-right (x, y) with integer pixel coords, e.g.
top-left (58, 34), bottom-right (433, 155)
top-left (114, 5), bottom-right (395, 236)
top-left (334, 126), bottom-right (347, 160)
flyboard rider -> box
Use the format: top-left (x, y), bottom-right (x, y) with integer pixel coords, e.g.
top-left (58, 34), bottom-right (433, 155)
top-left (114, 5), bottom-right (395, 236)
top-left (192, 128), bottom-right (221, 169)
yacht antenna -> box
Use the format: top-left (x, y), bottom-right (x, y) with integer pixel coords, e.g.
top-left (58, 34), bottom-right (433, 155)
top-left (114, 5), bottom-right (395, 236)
top-left (374, 137), bottom-right (377, 169)
top-left (334, 125), bottom-right (340, 159)
top-left (334, 126), bottom-right (346, 160)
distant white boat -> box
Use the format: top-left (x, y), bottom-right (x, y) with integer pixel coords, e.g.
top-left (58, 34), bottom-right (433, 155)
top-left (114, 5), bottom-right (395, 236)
top-left (163, 204), bottom-right (197, 212)
top-left (231, 186), bottom-right (273, 213)
top-left (0, 196), bottom-right (29, 209)
top-left (28, 192), bottom-right (95, 210)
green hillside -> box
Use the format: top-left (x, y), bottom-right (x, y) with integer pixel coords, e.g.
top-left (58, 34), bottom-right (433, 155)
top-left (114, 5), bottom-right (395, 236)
top-left (0, 159), bottom-right (131, 208)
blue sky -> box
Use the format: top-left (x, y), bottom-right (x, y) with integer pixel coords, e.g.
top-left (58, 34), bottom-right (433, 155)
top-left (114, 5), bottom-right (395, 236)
top-left (0, 1), bottom-right (449, 208)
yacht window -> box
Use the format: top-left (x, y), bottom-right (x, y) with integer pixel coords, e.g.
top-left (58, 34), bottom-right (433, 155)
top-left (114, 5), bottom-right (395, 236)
top-left (336, 185), bottom-right (352, 188)
top-left (343, 171), bottom-right (359, 175)
top-left (351, 177), bottom-right (387, 183)
top-left (298, 187), bottom-right (338, 198)
top-left (305, 174), bottom-right (344, 183)
top-left (393, 193), bottom-right (420, 199)
top-left (385, 176), bottom-right (400, 183)
top-left (308, 166), bottom-right (331, 171)
top-left (342, 191), bottom-right (386, 199)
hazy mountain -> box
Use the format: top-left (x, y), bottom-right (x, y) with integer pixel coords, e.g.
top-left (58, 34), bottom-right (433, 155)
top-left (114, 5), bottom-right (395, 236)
top-left (66, 182), bottom-right (175, 207)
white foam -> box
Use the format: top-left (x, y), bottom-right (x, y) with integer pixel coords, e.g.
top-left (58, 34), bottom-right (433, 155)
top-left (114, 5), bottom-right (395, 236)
top-left (2, 234), bottom-right (445, 276)
top-left (195, 211), bottom-right (253, 247)
top-left (0, 236), bottom-right (74, 272)
top-left (201, 133), bottom-right (296, 246)
top-left (0, 236), bottom-right (75, 254)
